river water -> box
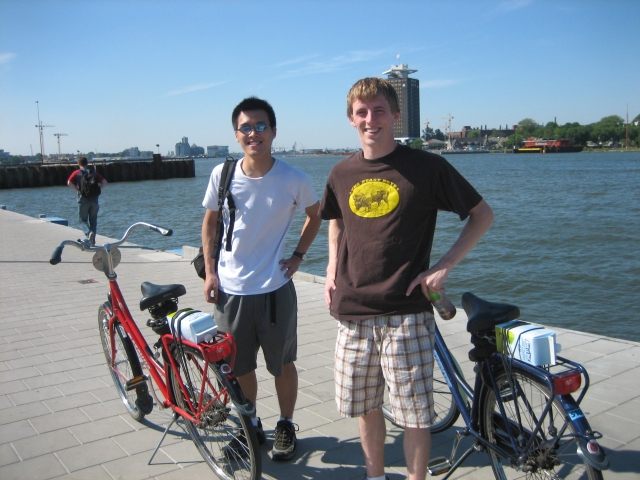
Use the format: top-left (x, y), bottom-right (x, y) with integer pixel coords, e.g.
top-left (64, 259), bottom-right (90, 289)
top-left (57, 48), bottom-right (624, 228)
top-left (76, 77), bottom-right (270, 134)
top-left (2, 152), bottom-right (639, 342)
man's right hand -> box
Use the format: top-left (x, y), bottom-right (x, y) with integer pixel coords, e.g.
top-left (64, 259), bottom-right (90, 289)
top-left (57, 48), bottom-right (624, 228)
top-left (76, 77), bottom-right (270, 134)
top-left (324, 277), bottom-right (336, 309)
top-left (204, 274), bottom-right (220, 304)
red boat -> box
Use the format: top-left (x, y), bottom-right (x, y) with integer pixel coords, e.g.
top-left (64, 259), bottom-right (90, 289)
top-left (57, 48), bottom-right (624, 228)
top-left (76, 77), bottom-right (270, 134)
top-left (514, 137), bottom-right (583, 153)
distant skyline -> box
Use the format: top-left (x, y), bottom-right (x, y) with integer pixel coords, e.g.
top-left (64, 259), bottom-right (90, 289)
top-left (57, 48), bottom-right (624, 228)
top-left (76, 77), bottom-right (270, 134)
top-left (1, 0), bottom-right (639, 156)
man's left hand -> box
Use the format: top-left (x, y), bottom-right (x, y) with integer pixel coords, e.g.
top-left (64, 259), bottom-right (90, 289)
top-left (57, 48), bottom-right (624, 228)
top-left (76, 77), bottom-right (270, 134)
top-left (406, 266), bottom-right (450, 299)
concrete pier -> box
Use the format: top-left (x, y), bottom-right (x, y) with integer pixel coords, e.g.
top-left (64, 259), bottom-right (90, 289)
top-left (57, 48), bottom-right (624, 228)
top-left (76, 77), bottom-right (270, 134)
top-left (0, 157), bottom-right (194, 189)
top-left (1, 209), bottom-right (639, 479)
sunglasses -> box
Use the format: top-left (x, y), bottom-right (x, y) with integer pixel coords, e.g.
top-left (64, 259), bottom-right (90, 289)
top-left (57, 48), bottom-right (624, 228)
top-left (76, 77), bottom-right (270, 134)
top-left (236, 123), bottom-right (270, 134)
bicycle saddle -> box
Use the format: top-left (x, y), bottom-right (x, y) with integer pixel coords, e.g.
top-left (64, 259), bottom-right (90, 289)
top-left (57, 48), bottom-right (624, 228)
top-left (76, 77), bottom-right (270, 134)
top-left (140, 282), bottom-right (187, 311)
top-left (462, 292), bottom-right (520, 333)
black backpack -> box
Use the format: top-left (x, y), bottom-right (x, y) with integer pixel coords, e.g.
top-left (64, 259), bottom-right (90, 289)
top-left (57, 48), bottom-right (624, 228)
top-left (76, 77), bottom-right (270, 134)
top-left (78, 167), bottom-right (101, 198)
top-left (192, 157), bottom-right (237, 279)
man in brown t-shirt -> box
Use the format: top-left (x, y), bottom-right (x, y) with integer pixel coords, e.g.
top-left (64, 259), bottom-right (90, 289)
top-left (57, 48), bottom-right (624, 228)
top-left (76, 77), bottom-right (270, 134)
top-left (320, 78), bottom-right (494, 480)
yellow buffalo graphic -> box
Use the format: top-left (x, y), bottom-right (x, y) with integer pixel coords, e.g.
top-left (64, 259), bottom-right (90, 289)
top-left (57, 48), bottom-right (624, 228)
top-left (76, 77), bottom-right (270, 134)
top-left (349, 179), bottom-right (399, 218)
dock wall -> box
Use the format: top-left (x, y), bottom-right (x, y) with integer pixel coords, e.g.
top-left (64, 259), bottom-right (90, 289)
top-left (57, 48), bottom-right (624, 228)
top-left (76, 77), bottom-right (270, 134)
top-left (0, 157), bottom-right (195, 189)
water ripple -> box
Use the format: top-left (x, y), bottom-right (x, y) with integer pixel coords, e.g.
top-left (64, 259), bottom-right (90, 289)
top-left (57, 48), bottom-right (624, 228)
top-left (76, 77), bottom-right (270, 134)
top-left (2, 152), bottom-right (638, 342)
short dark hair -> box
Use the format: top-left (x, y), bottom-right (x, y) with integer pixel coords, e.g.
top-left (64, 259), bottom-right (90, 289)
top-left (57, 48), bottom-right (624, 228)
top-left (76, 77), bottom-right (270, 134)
top-left (77, 156), bottom-right (88, 167)
top-left (231, 96), bottom-right (276, 130)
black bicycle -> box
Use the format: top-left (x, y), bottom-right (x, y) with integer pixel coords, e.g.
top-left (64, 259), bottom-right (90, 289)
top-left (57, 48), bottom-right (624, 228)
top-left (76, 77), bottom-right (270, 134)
top-left (383, 292), bottom-right (609, 479)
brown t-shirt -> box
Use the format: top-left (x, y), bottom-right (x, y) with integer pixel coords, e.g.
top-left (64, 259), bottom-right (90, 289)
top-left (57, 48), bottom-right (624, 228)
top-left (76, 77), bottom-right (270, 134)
top-left (320, 145), bottom-right (483, 321)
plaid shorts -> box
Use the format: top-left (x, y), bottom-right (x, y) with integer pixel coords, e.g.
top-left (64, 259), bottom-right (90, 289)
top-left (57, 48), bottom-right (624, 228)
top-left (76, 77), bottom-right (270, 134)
top-left (335, 311), bottom-right (435, 428)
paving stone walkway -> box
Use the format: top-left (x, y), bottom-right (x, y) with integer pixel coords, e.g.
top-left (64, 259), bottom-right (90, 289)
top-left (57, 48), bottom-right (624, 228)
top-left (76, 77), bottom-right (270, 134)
top-left (1, 209), bottom-right (639, 479)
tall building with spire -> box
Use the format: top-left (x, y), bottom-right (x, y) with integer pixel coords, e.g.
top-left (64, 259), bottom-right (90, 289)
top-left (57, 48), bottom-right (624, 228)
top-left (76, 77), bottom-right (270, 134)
top-left (382, 64), bottom-right (420, 143)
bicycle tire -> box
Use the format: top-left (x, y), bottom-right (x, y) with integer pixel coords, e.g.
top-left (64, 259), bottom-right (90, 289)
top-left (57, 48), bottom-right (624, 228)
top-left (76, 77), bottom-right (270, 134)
top-left (170, 344), bottom-right (262, 480)
top-left (98, 304), bottom-right (150, 421)
top-left (481, 369), bottom-right (603, 480)
top-left (382, 349), bottom-right (461, 433)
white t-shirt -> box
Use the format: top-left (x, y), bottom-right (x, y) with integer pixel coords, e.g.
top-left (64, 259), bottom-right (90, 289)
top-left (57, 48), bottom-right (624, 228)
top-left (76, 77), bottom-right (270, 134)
top-left (202, 158), bottom-right (319, 295)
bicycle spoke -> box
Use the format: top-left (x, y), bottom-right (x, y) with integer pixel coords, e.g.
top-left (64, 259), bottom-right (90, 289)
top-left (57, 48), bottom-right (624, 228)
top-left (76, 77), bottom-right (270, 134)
top-left (170, 345), bottom-right (261, 480)
top-left (98, 306), bottom-right (149, 421)
top-left (482, 370), bottom-right (603, 480)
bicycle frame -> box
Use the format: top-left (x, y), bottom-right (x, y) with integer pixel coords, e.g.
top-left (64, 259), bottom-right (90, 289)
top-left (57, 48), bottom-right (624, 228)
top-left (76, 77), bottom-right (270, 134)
top-left (432, 322), bottom-right (606, 476)
top-left (104, 280), bottom-right (175, 408)
top-left (51, 221), bottom-right (239, 426)
top-left (104, 277), bottom-right (240, 424)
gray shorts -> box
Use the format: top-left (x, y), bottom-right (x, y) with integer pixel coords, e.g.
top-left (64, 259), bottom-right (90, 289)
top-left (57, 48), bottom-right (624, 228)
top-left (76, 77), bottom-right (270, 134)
top-left (214, 281), bottom-right (297, 377)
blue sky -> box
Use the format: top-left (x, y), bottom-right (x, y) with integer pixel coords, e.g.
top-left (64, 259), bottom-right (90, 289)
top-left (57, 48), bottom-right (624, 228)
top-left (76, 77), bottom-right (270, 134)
top-left (1, 0), bottom-right (639, 156)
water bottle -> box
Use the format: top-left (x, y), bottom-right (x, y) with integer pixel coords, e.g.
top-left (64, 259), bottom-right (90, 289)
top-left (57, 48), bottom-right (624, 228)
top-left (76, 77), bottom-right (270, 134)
top-left (428, 289), bottom-right (456, 320)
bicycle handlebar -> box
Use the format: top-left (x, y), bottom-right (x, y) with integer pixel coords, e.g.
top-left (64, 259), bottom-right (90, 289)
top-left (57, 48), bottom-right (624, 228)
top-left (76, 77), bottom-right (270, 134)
top-left (49, 222), bottom-right (173, 265)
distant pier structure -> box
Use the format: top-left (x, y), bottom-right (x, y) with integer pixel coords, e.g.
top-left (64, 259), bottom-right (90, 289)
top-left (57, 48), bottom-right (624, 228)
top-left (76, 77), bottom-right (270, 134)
top-left (0, 154), bottom-right (195, 189)
top-left (383, 63), bottom-right (420, 145)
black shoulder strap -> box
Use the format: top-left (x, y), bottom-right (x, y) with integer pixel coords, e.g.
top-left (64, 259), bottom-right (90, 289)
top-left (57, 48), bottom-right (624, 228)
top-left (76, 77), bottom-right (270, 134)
top-left (212, 156), bottom-right (237, 263)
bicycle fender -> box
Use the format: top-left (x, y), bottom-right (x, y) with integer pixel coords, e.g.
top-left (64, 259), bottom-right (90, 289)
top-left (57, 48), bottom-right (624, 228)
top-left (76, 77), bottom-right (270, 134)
top-left (558, 396), bottom-right (610, 470)
top-left (102, 301), bottom-right (113, 317)
top-left (218, 363), bottom-right (256, 417)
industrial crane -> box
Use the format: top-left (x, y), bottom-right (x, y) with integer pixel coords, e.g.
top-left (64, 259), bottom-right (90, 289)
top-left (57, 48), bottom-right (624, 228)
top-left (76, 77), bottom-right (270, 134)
top-left (442, 114), bottom-right (454, 150)
top-left (54, 133), bottom-right (68, 160)
top-left (423, 119), bottom-right (431, 139)
top-left (35, 101), bottom-right (54, 161)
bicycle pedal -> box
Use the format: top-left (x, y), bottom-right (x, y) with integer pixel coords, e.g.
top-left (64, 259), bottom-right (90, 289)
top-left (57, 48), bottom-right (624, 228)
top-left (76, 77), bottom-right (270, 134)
top-left (428, 456), bottom-right (452, 476)
top-left (125, 374), bottom-right (149, 391)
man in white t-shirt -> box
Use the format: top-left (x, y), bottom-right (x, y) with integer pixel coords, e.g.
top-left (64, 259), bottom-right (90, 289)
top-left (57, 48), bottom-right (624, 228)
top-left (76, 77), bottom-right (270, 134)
top-left (201, 96), bottom-right (321, 462)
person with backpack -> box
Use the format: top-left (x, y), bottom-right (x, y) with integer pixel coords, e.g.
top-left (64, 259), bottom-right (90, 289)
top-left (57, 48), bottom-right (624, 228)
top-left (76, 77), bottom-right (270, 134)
top-left (67, 156), bottom-right (107, 245)
top-left (201, 97), bottom-right (321, 462)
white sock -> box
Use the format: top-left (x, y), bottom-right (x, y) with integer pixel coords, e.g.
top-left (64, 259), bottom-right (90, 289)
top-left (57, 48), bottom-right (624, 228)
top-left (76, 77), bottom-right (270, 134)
top-left (279, 417), bottom-right (293, 424)
top-left (366, 475), bottom-right (386, 480)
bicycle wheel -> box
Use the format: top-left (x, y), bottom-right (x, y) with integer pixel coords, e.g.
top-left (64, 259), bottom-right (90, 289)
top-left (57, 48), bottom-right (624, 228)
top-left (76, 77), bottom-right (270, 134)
top-left (170, 344), bottom-right (262, 480)
top-left (98, 304), bottom-right (150, 421)
top-left (382, 349), bottom-right (461, 433)
top-left (481, 369), bottom-right (603, 480)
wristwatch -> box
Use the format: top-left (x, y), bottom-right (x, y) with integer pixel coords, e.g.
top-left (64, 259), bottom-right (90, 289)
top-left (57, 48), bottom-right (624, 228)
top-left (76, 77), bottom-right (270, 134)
top-left (292, 251), bottom-right (307, 261)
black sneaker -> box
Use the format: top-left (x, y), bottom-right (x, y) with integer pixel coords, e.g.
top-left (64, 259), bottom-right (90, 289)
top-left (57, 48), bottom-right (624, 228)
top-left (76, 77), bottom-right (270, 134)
top-left (255, 418), bottom-right (266, 445)
top-left (223, 430), bottom-right (249, 459)
top-left (272, 420), bottom-right (298, 461)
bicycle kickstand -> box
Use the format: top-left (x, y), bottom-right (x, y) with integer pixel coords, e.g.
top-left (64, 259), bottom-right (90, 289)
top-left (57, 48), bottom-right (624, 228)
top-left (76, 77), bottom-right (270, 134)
top-left (429, 429), bottom-right (479, 478)
top-left (148, 411), bottom-right (180, 465)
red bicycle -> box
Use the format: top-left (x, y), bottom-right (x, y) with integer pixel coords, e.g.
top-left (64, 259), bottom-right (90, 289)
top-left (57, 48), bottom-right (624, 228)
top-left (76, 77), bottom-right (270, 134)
top-left (50, 222), bottom-right (262, 480)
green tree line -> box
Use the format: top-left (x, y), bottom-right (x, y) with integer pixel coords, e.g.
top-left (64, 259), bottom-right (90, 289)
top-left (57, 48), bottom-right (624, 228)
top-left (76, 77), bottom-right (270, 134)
top-left (414, 114), bottom-right (640, 149)
top-left (504, 115), bottom-right (640, 148)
